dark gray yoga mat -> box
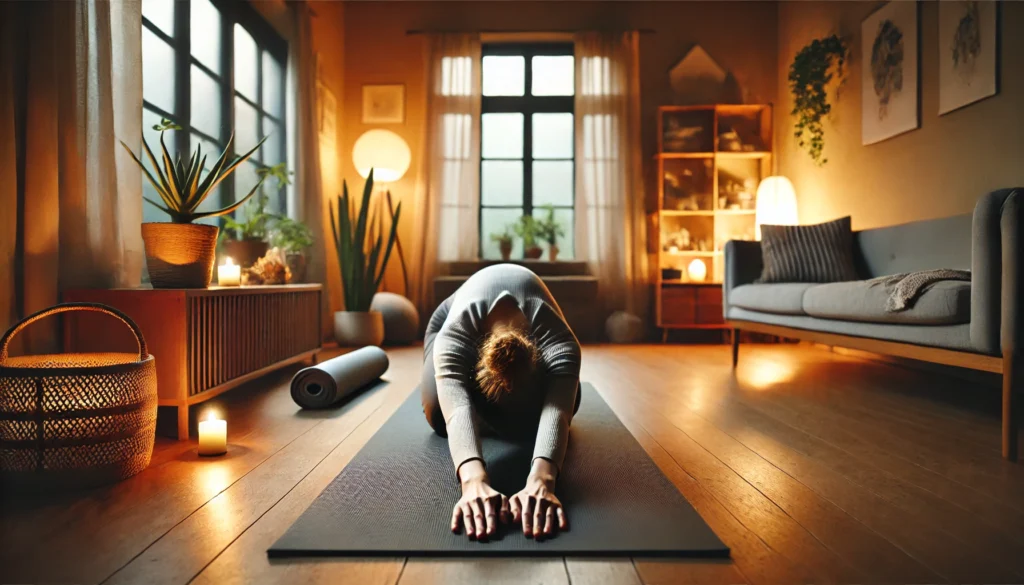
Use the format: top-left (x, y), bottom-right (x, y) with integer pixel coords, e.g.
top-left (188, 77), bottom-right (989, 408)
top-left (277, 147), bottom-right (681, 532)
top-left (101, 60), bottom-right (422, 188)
top-left (269, 383), bottom-right (728, 557)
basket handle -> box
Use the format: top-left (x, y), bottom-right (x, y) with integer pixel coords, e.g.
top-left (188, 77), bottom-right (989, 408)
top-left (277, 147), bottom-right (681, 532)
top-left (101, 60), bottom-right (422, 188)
top-left (0, 302), bottom-right (149, 364)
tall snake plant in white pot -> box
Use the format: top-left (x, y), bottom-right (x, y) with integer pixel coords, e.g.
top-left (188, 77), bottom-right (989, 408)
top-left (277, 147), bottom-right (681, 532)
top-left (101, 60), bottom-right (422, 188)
top-left (330, 169), bottom-right (402, 346)
top-left (121, 118), bottom-right (265, 288)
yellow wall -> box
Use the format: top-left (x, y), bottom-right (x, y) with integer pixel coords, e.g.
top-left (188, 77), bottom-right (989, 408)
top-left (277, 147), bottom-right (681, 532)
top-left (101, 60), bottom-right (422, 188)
top-left (776, 1), bottom-right (1024, 230)
top-left (339, 0), bottom-right (779, 290)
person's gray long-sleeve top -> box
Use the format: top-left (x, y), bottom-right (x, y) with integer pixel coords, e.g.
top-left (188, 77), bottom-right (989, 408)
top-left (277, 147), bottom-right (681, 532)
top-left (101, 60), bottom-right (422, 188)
top-left (432, 264), bottom-right (581, 474)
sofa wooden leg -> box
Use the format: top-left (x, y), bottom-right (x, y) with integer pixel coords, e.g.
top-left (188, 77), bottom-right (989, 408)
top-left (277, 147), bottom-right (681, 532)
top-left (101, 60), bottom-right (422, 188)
top-left (731, 329), bottom-right (740, 368)
top-left (1004, 352), bottom-right (1020, 462)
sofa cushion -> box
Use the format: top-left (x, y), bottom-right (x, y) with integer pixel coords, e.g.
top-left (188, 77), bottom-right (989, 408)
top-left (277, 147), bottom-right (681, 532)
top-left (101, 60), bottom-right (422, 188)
top-left (757, 216), bottom-right (859, 283)
top-left (729, 283), bottom-right (815, 315)
top-left (802, 280), bottom-right (971, 325)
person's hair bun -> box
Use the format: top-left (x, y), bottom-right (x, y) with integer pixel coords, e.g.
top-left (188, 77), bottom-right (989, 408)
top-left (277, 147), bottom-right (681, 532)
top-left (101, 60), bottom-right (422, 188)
top-left (476, 327), bottom-right (538, 401)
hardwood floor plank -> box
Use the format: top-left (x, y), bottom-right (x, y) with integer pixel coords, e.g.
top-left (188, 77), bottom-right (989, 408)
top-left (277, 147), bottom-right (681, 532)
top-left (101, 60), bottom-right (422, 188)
top-left (564, 559), bottom-right (643, 585)
top-left (397, 559), bottom-right (569, 585)
top-left (631, 559), bottom-right (746, 585)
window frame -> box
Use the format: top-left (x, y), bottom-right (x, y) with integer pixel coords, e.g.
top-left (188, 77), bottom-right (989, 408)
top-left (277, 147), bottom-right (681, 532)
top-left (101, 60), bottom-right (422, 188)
top-left (141, 0), bottom-right (288, 216)
top-left (479, 42), bottom-right (575, 259)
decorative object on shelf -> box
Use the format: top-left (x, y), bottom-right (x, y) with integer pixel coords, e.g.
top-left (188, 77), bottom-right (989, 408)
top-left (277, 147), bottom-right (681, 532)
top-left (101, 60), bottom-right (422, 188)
top-left (270, 216), bottom-right (314, 283)
top-left (121, 118), bottom-right (266, 288)
top-left (788, 34), bottom-right (848, 165)
top-left (668, 44), bottom-right (738, 105)
top-left (939, 0), bottom-right (998, 115)
top-left (605, 310), bottom-right (645, 344)
top-left (244, 247), bottom-right (290, 285)
top-left (217, 257), bottom-right (241, 286)
top-left (688, 258), bottom-right (708, 282)
top-left (371, 292), bottom-right (420, 345)
top-left (755, 176), bottom-right (799, 239)
top-left (537, 204), bottom-right (566, 262)
top-left (661, 267), bottom-right (683, 281)
top-left (717, 130), bottom-right (742, 152)
top-left (362, 84), bottom-right (406, 124)
top-left (198, 412), bottom-right (227, 456)
top-left (353, 129), bottom-right (411, 293)
top-left (329, 169), bottom-right (401, 347)
top-left (490, 226), bottom-right (515, 261)
top-left (0, 303), bottom-right (157, 491)
top-left (514, 215), bottom-right (544, 260)
top-left (862, 1), bottom-right (919, 145)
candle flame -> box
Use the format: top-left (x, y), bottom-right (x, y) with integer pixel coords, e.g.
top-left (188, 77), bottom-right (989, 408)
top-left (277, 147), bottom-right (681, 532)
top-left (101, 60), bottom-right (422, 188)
top-left (223, 257), bottom-right (235, 267)
top-left (206, 410), bottom-right (219, 422)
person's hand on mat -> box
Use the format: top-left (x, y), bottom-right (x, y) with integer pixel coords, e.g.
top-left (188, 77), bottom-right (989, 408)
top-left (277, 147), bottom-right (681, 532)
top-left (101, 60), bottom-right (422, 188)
top-left (510, 458), bottom-right (567, 539)
top-left (451, 459), bottom-right (511, 540)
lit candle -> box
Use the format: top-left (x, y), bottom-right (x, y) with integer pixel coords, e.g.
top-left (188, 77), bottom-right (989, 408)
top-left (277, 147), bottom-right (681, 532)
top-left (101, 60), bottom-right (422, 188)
top-left (198, 413), bottom-right (227, 456)
top-left (218, 257), bottom-right (240, 286)
top-left (688, 258), bottom-right (708, 282)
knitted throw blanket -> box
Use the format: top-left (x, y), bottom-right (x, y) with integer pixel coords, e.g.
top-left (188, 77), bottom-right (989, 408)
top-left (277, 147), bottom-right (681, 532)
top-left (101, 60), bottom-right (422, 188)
top-left (867, 269), bottom-right (971, 312)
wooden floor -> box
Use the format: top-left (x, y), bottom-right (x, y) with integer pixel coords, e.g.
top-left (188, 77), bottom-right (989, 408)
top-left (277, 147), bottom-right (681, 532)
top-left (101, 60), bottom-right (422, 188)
top-left (3, 343), bottom-right (1024, 585)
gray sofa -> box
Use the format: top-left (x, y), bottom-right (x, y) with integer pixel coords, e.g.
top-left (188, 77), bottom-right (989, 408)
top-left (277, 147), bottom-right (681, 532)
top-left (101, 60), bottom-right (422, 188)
top-left (724, 188), bottom-right (1023, 460)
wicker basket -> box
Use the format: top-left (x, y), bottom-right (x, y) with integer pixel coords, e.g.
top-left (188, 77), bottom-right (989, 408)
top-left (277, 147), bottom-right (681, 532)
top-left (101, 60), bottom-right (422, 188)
top-left (0, 303), bottom-right (158, 491)
top-left (142, 222), bottom-right (219, 288)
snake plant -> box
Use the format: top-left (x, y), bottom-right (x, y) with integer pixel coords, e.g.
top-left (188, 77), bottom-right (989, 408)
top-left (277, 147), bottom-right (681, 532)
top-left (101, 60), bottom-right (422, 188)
top-left (120, 118), bottom-right (267, 223)
top-left (329, 169), bottom-right (402, 312)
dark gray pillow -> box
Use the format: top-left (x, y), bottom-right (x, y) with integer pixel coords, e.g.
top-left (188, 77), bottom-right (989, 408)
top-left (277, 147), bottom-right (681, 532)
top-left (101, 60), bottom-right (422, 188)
top-left (757, 217), bottom-right (859, 283)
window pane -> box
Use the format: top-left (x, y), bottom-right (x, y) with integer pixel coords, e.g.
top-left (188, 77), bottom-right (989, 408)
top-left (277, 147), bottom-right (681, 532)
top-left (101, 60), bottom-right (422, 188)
top-left (142, 29), bottom-right (175, 113)
top-left (234, 97), bottom-right (260, 161)
top-left (533, 161), bottom-right (574, 206)
top-left (481, 161), bottom-right (523, 206)
top-left (262, 118), bottom-right (283, 164)
top-left (142, 108), bottom-right (174, 225)
top-left (190, 0), bottom-right (221, 74)
top-left (482, 113), bottom-right (523, 159)
top-left (190, 133), bottom-right (225, 225)
top-left (532, 56), bottom-right (574, 96)
top-left (232, 161), bottom-right (263, 226)
top-left (142, 0), bottom-right (174, 36)
top-left (191, 66), bottom-right (221, 136)
top-left (482, 56), bottom-right (525, 96)
top-left (481, 208), bottom-right (524, 260)
top-left (533, 207), bottom-right (574, 259)
top-left (233, 24), bottom-right (258, 100)
top-left (533, 113), bottom-right (573, 159)
top-left (262, 53), bottom-right (284, 119)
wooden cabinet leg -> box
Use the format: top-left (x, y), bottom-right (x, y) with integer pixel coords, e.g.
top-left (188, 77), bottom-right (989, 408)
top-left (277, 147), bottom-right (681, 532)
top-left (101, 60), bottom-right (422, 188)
top-left (177, 406), bottom-right (189, 441)
top-left (1004, 352), bottom-right (1019, 462)
top-left (731, 328), bottom-right (740, 368)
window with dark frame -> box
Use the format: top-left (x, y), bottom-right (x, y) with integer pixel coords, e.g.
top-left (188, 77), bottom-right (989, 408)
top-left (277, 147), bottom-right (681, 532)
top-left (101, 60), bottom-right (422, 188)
top-left (141, 0), bottom-right (288, 228)
top-left (480, 43), bottom-right (575, 260)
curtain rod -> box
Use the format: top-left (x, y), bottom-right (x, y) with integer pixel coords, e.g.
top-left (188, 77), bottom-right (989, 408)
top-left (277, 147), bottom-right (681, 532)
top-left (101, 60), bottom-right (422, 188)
top-left (406, 28), bottom-right (655, 35)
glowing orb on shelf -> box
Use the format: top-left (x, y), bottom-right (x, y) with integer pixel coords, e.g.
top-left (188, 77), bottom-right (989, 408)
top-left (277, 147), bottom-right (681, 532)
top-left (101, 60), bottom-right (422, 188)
top-left (687, 258), bottom-right (708, 282)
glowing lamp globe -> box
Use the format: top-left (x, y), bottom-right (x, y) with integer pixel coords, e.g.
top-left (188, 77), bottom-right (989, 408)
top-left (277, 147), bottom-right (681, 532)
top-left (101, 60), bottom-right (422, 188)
top-left (352, 129), bottom-right (411, 183)
top-left (687, 258), bottom-right (708, 282)
top-left (755, 176), bottom-right (798, 239)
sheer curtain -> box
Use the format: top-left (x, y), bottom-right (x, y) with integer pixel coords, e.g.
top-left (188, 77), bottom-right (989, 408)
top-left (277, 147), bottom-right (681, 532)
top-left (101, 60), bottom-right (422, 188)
top-left (0, 0), bottom-right (142, 353)
top-left (575, 31), bottom-right (649, 322)
top-left (410, 33), bottom-right (481, 320)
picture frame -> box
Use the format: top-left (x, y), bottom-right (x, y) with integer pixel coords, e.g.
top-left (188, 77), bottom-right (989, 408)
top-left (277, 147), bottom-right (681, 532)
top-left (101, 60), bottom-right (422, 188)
top-left (362, 84), bottom-right (405, 124)
top-left (861, 1), bottom-right (920, 146)
top-left (938, 0), bottom-right (999, 115)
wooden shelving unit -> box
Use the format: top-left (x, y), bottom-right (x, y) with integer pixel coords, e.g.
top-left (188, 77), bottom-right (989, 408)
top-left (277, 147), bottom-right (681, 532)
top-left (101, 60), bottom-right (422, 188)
top-left (654, 104), bottom-right (772, 334)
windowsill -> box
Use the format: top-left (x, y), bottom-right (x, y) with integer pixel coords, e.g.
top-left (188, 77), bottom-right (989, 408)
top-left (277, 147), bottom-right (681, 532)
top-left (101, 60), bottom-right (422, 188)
top-left (442, 259), bottom-right (589, 277)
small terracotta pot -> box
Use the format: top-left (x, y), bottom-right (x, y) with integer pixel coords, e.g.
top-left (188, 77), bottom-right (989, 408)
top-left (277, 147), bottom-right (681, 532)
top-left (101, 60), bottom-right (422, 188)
top-left (548, 244), bottom-right (559, 262)
top-left (524, 245), bottom-right (543, 260)
top-left (334, 311), bottom-right (385, 347)
top-left (223, 238), bottom-right (269, 268)
top-left (141, 223), bottom-right (219, 288)
top-left (499, 241), bottom-right (513, 261)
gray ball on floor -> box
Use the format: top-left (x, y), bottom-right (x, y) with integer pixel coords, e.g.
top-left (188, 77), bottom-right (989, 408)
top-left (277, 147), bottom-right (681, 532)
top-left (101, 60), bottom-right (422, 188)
top-left (606, 310), bottom-right (644, 343)
top-left (371, 292), bottom-right (420, 345)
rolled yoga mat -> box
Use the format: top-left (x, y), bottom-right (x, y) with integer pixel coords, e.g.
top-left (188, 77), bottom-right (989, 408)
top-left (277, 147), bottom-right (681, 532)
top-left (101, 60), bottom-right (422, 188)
top-left (269, 383), bottom-right (729, 557)
top-left (290, 347), bottom-right (389, 409)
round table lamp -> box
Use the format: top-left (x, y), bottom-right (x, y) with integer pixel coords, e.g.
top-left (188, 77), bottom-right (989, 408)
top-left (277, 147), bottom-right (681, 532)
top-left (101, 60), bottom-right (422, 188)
top-left (755, 176), bottom-right (798, 239)
top-left (352, 129), bottom-right (411, 183)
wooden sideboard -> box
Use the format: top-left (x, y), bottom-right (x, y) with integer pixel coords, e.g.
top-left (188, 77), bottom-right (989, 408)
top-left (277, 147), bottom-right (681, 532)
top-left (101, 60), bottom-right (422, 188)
top-left (64, 285), bottom-right (322, 440)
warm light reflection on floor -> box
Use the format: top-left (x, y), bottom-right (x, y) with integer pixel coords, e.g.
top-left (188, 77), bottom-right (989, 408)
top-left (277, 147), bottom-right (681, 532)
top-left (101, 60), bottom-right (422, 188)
top-left (740, 358), bottom-right (796, 390)
top-left (198, 461), bottom-right (232, 496)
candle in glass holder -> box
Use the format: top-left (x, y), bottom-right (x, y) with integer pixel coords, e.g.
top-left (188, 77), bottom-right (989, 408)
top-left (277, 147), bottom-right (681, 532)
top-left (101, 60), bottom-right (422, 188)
top-left (218, 257), bottom-right (240, 286)
top-left (198, 414), bottom-right (227, 456)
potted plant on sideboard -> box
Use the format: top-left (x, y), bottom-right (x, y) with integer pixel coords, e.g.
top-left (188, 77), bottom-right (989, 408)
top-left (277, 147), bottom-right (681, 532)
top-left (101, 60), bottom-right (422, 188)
top-left (514, 215), bottom-right (543, 260)
top-left (121, 118), bottom-right (265, 288)
top-left (270, 216), bottom-right (314, 283)
top-left (490, 226), bottom-right (516, 261)
top-left (329, 169), bottom-right (401, 347)
top-left (221, 163), bottom-right (292, 268)
top-left (536, 204), bottom-right (566, 262)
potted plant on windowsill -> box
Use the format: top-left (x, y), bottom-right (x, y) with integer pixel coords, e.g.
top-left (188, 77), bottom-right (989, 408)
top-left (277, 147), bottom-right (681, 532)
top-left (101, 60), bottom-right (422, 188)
top-left (221, 163), bottom-right (292, 268)
top-left (121, 119), bottom-right (265, 288)
top-left (489, 226), bottom-right (515, 261)
top-left (536, 204), bottom-right (566, 262)
top-left (514, 215), bottom-right (543, 260)
top-left (329, 169), bottom-right (401, 347)
top-left (270, 216), bottom-right (314, 283)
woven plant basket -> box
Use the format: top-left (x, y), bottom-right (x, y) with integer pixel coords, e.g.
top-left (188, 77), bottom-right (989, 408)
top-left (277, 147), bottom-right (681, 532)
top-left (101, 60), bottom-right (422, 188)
top-left (142, 222), bottom-right (219, 288)
top-left (0, 303), bottom-right (158, 492)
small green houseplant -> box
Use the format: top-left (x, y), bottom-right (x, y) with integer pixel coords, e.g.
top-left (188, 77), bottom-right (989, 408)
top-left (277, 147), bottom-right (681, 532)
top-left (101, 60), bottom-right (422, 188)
top-left (788, 34), bottom-right (848, 165)
top-left (536, 204), bottom-right (566, 261)
top-left (121, 118), bottom-right (265, 288)
top-left (221, 163), bottom-right (292, 267)
top-left (490, 226), bottom-right (516, 261)
top-left (329, 169), bottom-right (402, 346)
top-left (270, 216), bottom-right (315, 283)
top-left (514, 215), bottom-right (543, 260)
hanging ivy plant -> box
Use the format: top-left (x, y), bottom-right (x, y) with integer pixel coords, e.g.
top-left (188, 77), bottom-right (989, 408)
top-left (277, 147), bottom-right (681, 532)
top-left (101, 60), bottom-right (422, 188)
top-left (789, 35), bottom-right (848, 165)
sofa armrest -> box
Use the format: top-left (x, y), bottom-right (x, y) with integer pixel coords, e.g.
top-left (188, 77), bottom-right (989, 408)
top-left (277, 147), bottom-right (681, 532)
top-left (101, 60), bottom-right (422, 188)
top-left (971, 188), bottom-right (1024, 356)
top-left (723, 240), bottom-right (763, 317)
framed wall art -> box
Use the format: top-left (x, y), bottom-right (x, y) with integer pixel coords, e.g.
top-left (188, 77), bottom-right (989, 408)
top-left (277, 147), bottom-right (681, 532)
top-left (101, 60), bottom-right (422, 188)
top-left (861, 1), bottom-right (920, 145)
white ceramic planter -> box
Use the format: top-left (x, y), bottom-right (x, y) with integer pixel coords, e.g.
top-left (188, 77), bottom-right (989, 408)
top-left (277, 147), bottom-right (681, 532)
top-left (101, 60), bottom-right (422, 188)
top-left (333, 311), bottom-right (385, 347)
